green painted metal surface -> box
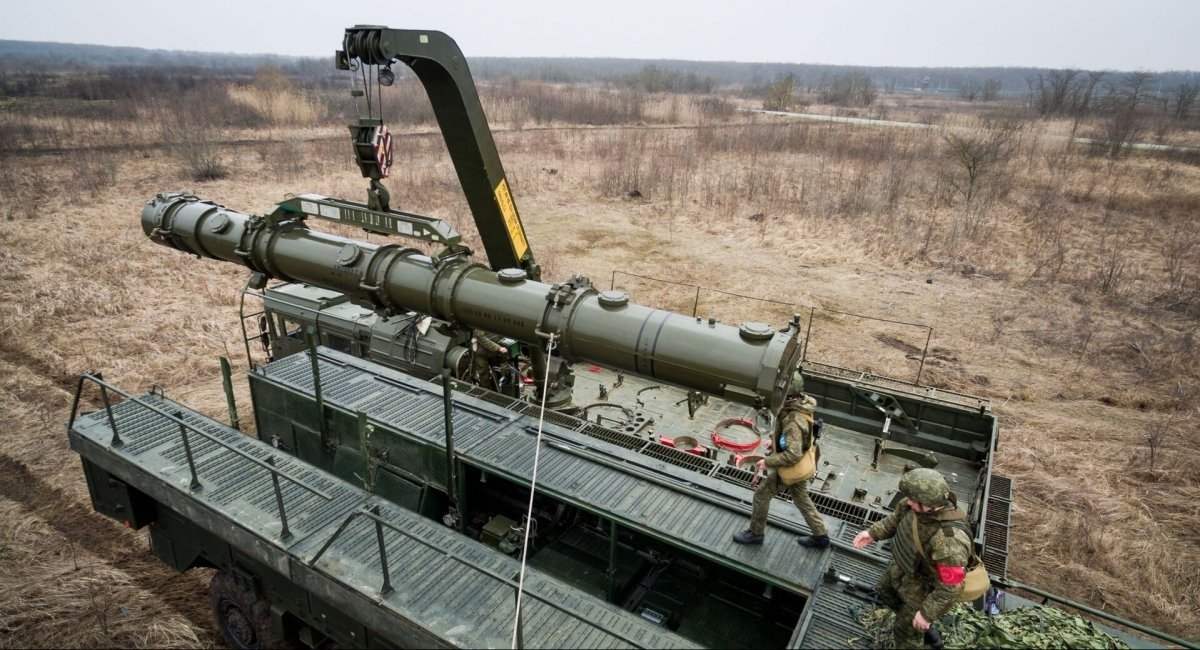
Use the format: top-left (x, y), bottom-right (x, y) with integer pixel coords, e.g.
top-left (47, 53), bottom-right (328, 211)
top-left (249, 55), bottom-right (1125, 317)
top-left (252, 348), bottom-right (832, 595)
top-left (68, 387), bottom-right (696, 649)
top-left (142, 192), bottom-right (803, 412)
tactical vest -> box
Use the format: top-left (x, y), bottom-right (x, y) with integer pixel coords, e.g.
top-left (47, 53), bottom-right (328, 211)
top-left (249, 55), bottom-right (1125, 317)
top-left (891, 507), bottom-right (971, 576)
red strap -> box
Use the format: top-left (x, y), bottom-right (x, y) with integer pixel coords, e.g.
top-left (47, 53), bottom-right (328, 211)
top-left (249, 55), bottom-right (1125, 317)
top-left (937, 564), bottom-right (966, 585)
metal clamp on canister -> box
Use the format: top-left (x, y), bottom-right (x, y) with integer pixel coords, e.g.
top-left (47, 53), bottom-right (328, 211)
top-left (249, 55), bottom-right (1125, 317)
top-left (711, 418), bottom-right (761, 452)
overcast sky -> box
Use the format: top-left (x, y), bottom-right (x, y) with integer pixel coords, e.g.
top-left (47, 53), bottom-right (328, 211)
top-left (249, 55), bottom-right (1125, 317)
top-left (2, 0), bottom-right (1198, 71)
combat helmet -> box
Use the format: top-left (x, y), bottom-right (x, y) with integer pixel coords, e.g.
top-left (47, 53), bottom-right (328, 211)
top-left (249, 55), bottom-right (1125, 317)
top-left (899, 468), bottom-right (950, 508)
top-left (786, 370), bottom-right (805, 397)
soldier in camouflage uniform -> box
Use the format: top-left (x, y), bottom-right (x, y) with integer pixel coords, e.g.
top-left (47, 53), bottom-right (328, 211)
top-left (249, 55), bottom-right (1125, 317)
top-left (471, 329), bottom-right (507, 391)
top-left (853, 468), bottom-right (973, 649)
top-left (732, 371), bottom-right (830, 548)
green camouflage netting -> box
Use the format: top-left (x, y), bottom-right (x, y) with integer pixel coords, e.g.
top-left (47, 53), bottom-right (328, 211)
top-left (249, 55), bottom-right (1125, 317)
top-left (855, 602), bottom-right (1129, 649)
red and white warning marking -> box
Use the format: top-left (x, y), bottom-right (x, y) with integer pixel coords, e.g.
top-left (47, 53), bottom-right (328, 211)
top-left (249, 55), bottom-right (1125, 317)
top-left (375, 125), bottom-right (393, 178)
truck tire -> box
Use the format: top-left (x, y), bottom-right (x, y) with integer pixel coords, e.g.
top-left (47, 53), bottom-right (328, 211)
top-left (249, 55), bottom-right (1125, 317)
top-left (210, 572), bottom-right (287, 649)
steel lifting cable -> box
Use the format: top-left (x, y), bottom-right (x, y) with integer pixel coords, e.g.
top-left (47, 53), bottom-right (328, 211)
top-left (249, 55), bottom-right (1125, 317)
top-left (358, 63), bottom-right (374, 120)
top-left (511, 333), bottom-right (556, 650)
top-left (347, 58), bottom-right (362, 116)
top-left (377, 64), bottom-right (386, 126)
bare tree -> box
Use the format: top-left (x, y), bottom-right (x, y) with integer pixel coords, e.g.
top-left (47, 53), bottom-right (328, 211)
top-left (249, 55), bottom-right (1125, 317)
top-left (956, 79), bottom-right (1002, 102)
top-left (941, 119), bottom-right (1023, 204)
top-left (1028, 69), bottom-right (1103, 119)
top-left (1075, 71), bottom-right (1105, 116)
top-left (1172, 81), bottom-right (1200, 120)
top-left (980, 79), bottom-right (1002, 101)
top-left (819, 73), bottom-right (877, 107)
top-left (1029, 69), bottom-right (1078, 116)
top-left (762, 73), bottom-right (797, 111)
top-left (1143, 415), bottom-right (1174, 475)
top-left (159, 106), bottom-right (229, 181)
top-left (1102, 71), bottom-right (1153, 157)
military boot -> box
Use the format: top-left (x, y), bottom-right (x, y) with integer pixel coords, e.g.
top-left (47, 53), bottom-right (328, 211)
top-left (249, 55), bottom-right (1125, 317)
top-left (732, 529), bottom-right (765, 545)
top-left (797, 534), bottom-right (830, 548)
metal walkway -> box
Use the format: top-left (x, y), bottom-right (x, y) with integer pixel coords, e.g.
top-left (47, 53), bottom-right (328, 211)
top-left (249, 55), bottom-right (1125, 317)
top-left (68, 378), bottom-right (695, 649)
top-left (794, 549), bottom-right (887, 648)
top-left (256, 349), bottom-right (833, 595)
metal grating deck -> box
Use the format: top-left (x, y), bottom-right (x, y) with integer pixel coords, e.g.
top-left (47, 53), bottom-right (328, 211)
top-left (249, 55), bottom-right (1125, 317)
top-left (257, 350), bottom-right (835, 594)
top-left (810, 493), bottom-right (888, 529)
top-left (69, 391), bottom-right (695, 649)
top-left (982, 474), bottom-right (1013, 578)
top-left (452, 380), bottom-right (720, 472)
top-left (795, 549), bottom-right (888, 649)
top-left (989, 474), bottom-right (1012, 501)
top-left (715, 464), bottom-right (888, 531)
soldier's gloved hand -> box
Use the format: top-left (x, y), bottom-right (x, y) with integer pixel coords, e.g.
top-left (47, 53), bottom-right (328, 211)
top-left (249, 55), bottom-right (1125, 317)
top-left (913, 611), bottom-right (931, 631)
top-left (750, 459), bottom-right (767, 488)
top-left (852, 531), bottom-right (874, 548)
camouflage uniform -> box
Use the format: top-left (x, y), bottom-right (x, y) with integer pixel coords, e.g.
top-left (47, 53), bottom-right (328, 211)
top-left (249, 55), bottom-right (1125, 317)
top-left (866, 495), bottom-right (973, 648)
top-left (747, 394), bottom-right (828, 537)
top-left (472, 329), bottom-right (504, 390)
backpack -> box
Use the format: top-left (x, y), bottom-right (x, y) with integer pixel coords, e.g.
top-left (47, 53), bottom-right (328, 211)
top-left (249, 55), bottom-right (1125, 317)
top-left (777, 412), bottom-right (818, 484)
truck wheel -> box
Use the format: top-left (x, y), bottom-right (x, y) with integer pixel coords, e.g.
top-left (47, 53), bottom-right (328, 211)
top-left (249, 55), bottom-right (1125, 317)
top-left (210, 572), bottom-right (287, 649)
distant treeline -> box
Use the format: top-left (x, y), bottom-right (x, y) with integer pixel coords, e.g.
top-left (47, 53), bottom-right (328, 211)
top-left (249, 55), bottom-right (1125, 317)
top-left (2, 38), bottom-right (1198, 99)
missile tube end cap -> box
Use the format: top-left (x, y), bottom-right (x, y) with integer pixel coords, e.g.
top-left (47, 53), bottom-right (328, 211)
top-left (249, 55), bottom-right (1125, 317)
top-left (497, 268), bottom-right (528, 284)
top-left (597, 290), bottom-right (629, 307)
top-left (739, 322), bottom-right (774, 341)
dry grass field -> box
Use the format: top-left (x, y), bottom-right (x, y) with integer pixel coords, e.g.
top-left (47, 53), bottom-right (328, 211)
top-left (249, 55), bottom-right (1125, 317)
top-left (1, 73), bottom-right (1199, 647)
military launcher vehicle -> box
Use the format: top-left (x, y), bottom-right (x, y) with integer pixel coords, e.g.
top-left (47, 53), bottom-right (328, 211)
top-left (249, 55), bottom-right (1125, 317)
top-left (66, 26), bottom-right (1194, 650)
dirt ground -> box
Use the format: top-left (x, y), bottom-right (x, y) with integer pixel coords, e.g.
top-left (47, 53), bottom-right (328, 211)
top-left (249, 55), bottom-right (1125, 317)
top-left (1, 101), bottom-right (1198, 647)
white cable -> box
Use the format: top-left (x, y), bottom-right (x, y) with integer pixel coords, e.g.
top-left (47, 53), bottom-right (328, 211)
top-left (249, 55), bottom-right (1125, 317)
top-left (511, 333), bottom-right (556, 649)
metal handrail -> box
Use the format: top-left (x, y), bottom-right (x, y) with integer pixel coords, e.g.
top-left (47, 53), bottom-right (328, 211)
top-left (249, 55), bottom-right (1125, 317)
top-left (609, 269), bottom-right (937, 385)
top-left (310, 506), bottom-right (649, 648)
top-left (68, 373), bottom-right (331, 503)
top-left (610, 269), bottom-right (800, 320)
top-left (610, 269), bottom-right (702, 317)
top-left (802, 305), bottom-right (933, 385)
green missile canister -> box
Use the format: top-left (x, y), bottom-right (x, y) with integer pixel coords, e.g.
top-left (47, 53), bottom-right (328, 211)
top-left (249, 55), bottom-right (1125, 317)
top-left (142, 192), bottom-right (802, 409)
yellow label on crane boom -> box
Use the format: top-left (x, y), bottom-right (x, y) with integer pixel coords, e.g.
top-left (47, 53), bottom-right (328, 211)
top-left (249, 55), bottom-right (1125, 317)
top-left (493, 179), bottom-right (529, 261)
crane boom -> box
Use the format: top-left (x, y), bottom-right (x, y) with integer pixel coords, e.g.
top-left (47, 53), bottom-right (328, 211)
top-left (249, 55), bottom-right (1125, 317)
top-left (339, 26), bottom-right (534, 275)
